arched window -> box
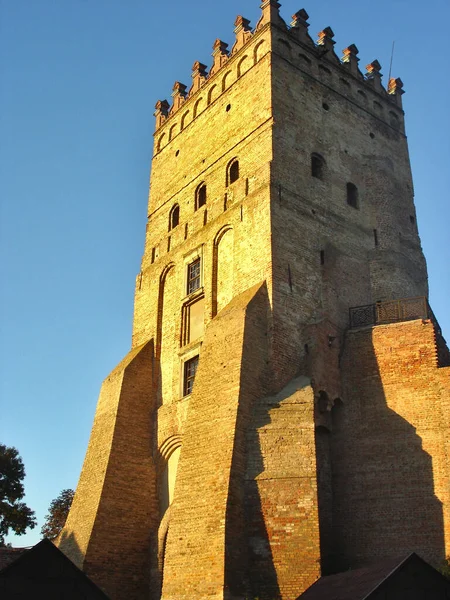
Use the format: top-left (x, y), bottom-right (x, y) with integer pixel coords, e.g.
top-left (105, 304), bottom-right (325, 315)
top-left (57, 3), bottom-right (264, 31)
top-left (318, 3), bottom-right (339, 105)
top-left (311, 153), bottom-right (325, 179)
top-left (389, 111), bottom-right (400, 128)
top-left (227, 159), bottom-right (239, 186)
top-left (346, 182), bottom-right (359, 209)
top-left (195, 183), bottom-right (207, 210)
top-left (169, 204), bottom-right (180, 231)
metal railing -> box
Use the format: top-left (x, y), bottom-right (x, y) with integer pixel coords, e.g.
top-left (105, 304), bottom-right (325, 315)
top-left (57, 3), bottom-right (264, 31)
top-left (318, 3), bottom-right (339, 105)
top-left (349, 296), bottom-right (430, 329)
top-left (349, 296), bottom-right (450, 366)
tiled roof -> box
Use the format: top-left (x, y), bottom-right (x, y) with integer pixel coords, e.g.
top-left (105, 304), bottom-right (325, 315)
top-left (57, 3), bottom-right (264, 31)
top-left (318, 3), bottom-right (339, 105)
top-left (0, 547), bottom-right (28, 572)
top-left (0, 538), bottom-right (110, 598)
top-left (299, 554), bottom-right (413, 600)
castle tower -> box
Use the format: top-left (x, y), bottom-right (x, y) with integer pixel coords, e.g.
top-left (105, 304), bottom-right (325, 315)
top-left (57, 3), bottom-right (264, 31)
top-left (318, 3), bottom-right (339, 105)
top-left (58, 3), bottom-right (450, 599)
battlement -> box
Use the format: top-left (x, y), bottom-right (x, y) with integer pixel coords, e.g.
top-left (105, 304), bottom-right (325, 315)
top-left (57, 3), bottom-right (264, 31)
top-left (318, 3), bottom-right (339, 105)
top-left (153, 1), bottom-right (405, 150)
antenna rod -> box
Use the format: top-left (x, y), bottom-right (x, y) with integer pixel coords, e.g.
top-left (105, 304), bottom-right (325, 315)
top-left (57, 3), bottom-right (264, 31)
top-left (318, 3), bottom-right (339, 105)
top-left (388, 40), bottom-right (395, 81)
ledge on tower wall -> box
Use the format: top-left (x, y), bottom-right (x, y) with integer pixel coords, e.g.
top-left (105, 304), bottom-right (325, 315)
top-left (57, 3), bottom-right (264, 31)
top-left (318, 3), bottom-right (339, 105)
top-left (349, 297), bottom-right (450, 367)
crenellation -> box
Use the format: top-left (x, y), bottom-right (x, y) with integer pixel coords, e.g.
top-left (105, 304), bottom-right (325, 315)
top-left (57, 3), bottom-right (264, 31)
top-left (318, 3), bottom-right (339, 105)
top-left (257, 0), bottom-right (286, 30)
top-left (190, 61), bottom-right (207, 94)
top-left (341, 44), bottom-right (362, 79)
top-left (388, 76), bottom-right (405, 107)
top-left (170, 81), bottom-right (187, 113)
top-left (232, 15), bottom-right (253, 54)
top-left (316, 27), bottom-right (340, 65)
top-left (153, 5), bottom-right (406, 145)
top-left (365, 59), bottom-right (384, 94)
top-left (210, 39), bottom-right (229, 76)
top-left (154, 99), bottom-right (170, 129)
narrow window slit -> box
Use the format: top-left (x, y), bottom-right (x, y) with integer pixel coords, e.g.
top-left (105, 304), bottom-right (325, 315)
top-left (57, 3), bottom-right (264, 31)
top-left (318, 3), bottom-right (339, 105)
top-left (311, 154), bottom-right (325, 179)
top-left (346, 182), bottom-right (359, 209)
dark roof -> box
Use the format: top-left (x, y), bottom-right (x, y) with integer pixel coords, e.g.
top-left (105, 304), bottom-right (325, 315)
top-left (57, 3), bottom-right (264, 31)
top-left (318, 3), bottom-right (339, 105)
top-left (299, 553), bottom-right (450, 600)
top-left (0, 538), bottom-right (110, 599)
top-left (0, 547), bottom-right (28, 571)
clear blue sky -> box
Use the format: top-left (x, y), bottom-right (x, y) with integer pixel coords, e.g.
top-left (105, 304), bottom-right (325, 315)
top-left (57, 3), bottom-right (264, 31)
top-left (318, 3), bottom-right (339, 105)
top-left (1, 0), bottom-right (449, 547)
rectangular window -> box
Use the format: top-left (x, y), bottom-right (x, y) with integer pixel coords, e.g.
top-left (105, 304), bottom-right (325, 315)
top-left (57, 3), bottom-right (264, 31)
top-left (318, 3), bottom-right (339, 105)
top-left (183, 355), bottom-right (199, 396)
top-left (187, 258), bottom-right (201, 295)
top-left (182, 297), bottom-right (205, 346)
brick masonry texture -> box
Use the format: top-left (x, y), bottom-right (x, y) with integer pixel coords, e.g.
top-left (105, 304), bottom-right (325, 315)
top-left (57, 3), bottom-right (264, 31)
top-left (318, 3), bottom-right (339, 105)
top-left (57, 3), bottom-right (449, 600)
top-left (336, 320), bottom-right (450, 569)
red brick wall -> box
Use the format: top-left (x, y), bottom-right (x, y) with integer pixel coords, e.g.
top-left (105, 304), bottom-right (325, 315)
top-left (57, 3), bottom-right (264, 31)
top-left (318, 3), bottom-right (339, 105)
top-left (333, 319), bottom-right (449, 569)
top-left (246, 377), bottom-right (321, 598)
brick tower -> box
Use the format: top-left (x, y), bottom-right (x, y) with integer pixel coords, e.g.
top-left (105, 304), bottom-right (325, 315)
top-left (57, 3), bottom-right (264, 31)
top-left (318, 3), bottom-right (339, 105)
top-left (58, 3), bottom-right (450, 599)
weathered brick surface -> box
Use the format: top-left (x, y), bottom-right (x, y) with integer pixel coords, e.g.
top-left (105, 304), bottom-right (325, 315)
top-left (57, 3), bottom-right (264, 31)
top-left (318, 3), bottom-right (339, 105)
top-left (161, 283), bottom-right (270, 599)
top-left (268, 28), bottom-right (427, 389)
top-left (246, 377), bottom-right (321, 599)
top-left (58, 341), bottom-right (156, 599)
top-left (58, 5), bottom-right (448, 600)
top-left (334, 320), bottom-right (449, 568)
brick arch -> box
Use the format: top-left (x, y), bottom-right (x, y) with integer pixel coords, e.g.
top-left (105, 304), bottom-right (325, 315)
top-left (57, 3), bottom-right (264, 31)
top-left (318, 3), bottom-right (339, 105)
top-left (317, 390), bottom-right (331, 413)
top-left (277, 38), bottom-right (292, 58)
top-left (156, 132), bottom-right (166, 152)
top-left (157, 263), bottom-right (175, 342)
top-left (213, 224), bottom-right (233, 246)
top-left (207, 84), bottom-right (218, 105)
top-left (193, 97), bottom-right (204, 118)
top-left (222, 70), bottom-right (233, 91)
top-left (389, 110), bottom-right (400, 128)
top-left (159, 434), bottom-right (182, 465)
top-left (212, 225), bottom-right (234, 316)
top-left (180, 110), bottom-right (190, 130)
top-left (237, 55), bottom-right (250, 78)
top-left (168, 123), bottom-right (178, 141)
top-left (156, 263), bottom-right (176, 406)
top-left (158, 443), bottom-right (181, 522)
top-left (253, 39), bottom-right (266, 64)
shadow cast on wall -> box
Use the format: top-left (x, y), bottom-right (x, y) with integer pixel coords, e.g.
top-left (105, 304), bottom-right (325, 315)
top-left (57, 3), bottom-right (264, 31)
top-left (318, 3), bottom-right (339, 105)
top-left (315, 326), bottom-right (446, 575)
top-left (223, 282), bottom-right (280, 599)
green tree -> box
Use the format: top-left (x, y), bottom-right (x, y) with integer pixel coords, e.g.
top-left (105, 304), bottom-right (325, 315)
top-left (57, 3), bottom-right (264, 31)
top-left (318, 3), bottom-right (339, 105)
top-left (0, 444), bottom-right (37, 545)
top-left (41, 488), bottom-right (74, 540)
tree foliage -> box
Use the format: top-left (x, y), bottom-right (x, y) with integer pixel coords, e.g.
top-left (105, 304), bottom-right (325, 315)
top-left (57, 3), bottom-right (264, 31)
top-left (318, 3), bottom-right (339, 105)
top-left (0, 443), bottom-right (37, 546)
top-left (41, 488), bottom-right (74, 540)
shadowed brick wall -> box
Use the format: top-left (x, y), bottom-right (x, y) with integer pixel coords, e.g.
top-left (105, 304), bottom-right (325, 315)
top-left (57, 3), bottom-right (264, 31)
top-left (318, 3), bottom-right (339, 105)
top-left (161, 283), bottom-right (270, 600)
top-left (58, 341), bottom-right (157, 599)
top-left (246, 376), bottom-right (321, 599)
top-left (333, 319), bottom-right (449, 569)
